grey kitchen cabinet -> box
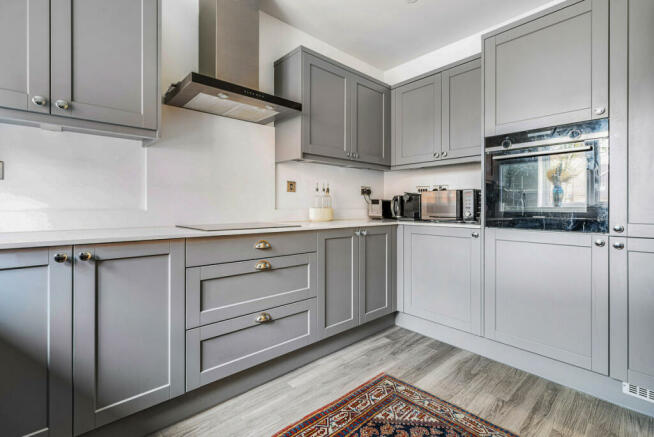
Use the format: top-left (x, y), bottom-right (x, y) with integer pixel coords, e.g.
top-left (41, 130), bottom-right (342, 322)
top-left (0, 247), bottom-right (72, 437)
top-left (484, 228), bottom-right (609, 374)
top-left (483, 0), bottom-right (609, 136)
top-left (358, 226), bottom-right (395, 324)
top-left (73, 240), bottom-right (184, 435)
top-left (392, 75), bottom-right (441, 166)
top-left (317, 228), bottom-right (360, 339)
top-left (610, 237), bottom-right (654, 390)
top-left (186, 299), bottom-right (318, 391)
top-left (609, 0), bottom-right (654, 238)
top-left (403, 225), bottom-right (482, 335)
top-left (391, 55), bottom-right (481, 168)
top-left (275, 46), bottom-right (391, 170)
top-left (0, 0), bottom-right (50, 114)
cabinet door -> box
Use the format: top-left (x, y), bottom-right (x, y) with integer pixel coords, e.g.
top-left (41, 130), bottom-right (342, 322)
top-left (317, 229), bottom-right (359, 339)
top-left (359, 226), bottom-right (394, 324)
top-left (351, 77), bottom-right (391, 165)
top-left (0, 247), bottom-right (72, 437)
top-left (393, 74), bottom-right (441, 165)
top-left (51, 0), bottom-right (158, 129)
top-left (484, 229), bottom-right (609, 374)
top-left (0, 0), bottom-right (50, 113)
top-left (73, 240), bottom-right (184, 435)
top-left (484, 0), bottom-right (609, 135)
top-left (610, 237), bottom-right (654, 390)
top-left (441, 58), bottom-right (481, 160)
top-left (403, 226), bottom-right (481, 335)
top-left (302, 53), bottom-right (351, 160)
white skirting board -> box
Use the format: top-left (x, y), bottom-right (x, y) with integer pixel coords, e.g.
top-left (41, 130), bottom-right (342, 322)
top-left (395, 312), bottom-right (654, 418)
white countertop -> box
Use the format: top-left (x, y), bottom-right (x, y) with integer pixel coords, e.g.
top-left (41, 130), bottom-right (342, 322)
top-left (0, 219), bottom-right (480, 250)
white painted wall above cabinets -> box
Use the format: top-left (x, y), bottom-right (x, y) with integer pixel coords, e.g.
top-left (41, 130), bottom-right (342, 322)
top-left (384, 163), bottom-right (481, 198)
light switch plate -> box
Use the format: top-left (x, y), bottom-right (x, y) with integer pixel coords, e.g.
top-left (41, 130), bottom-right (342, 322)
top-left (286, 180), bottom-right (296, 192)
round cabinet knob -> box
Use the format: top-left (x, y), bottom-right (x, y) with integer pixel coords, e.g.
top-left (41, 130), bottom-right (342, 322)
top-left (53, 253), bottom-right (68, 263)
top-left (346, 152), bottom-right (351, 158)
top-left (355, 230), bottom-right (361, 236)
top-left (501, 137), bottom-right (512, 149)
top-left (612, 242), bottom-right (625, 250)
top-left (613, 225), bottom-right (625, 233)
top-left (78, 252), bottom-right (92, 261)
top-left (55, 100), bottom-right (70, 110)
top-left (471, 232), bottom-right (480, 238)
top-left (441, 152), bottom-right (448, 158)
top-left (361, 230), bottom-right (368, 236)
top-left (31, 96), bottom-right (48, 107)
top-left (255, 312), bottom-right (272, 323)
top-left (433, 152), bottom-right (440, 158)
top-left (594, 106), bottom-right (606, 116)
top-left (254, 240), bottom-right (271, 250)
top-left (255, 260), bottom-right (272, 271)
top-left (594, 239), bottom-right (606, 247)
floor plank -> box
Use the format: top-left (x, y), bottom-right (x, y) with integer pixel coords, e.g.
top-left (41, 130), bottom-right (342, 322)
top-left (157, 327), bottom-right (654, 437)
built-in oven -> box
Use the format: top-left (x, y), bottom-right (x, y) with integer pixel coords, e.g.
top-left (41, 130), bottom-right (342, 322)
top-left (484, 119), bottom-right (608, 233)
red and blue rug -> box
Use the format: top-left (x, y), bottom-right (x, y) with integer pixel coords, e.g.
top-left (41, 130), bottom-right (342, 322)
top-left (273, 373), bottom-right (518, 437)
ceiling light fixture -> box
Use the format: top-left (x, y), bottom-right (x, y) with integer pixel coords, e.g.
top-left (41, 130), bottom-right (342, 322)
top-left (217, 92), bottom-right (229, 99)
top-left (407, 0), bottom-right (418, 3)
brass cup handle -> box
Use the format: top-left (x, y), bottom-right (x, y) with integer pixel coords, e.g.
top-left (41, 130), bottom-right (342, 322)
top-left (255, 260), bottom-right (271, 271)
top-left (78, 252), bottom-right (93, 261)
top-left (254, 240), bottom-right (271, 250)
top-left (55, 99), bottom-right (70, 110)
top-left (53, 253), bottom-right (68, 263)
top-left (594, 239), bottom-right (606, 247)
top-left (32, 96), bottom-right (48, 107)
top-left (255, 312), bottom-right (272, 323)
top-left (613, 242), bottom-right (625, 250)
top-left (471, 232), bottom-right (480, 238)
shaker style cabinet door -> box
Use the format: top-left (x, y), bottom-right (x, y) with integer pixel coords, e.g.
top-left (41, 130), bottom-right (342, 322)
top-left (610, 237), bottom-right (654, 391)
top-left (484, 0), bottom-right (609, 135)
top-left (0, 0), bottom-right (50, 113)
top-left (0, 247), bottom-right (73, 437)
top-left (50, 0), bottom-right (159, 129)
top-left (359, 226), bottom-right (395, 323)
top-left (403, 226), bottom-right (481, 335)
top-left (393, 74), bottom-right (442, 165)
top-left (73, 240), bottom-right (184, 435)
top-left (441, 58), bottom-right (482, 160)
top-left (317, 229), bottom-right (360, 339)
top-left (302, 53), bottom-right (352, 160)
top-left (351, 76), bottom-right (391, 165)
top-left (484, 229), bottom-right (609, 374)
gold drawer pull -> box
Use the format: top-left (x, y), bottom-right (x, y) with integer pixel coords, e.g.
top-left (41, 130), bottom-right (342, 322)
top-left (255, 260), bottom-right (272, 271)
top-left (255, 240), bottom-right (271, 250)
top-left (255, 312), bottom-right (272, 323)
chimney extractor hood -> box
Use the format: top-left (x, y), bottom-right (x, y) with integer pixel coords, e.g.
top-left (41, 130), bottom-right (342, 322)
top-left (163, 0), bottom-right (301, 125)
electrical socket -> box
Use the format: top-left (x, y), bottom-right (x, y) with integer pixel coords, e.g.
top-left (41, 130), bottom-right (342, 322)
top-left (360, 186), bottom-right (372, 196)
top-left (286, 180), bottom-right (296, 192)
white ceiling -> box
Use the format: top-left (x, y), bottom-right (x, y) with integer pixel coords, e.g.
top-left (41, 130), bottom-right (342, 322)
top-left (260, 0), bottom-right (558, 70)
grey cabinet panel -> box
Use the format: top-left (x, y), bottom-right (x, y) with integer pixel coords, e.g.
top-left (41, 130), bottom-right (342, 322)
top-left (73, 240), bottom-right (184, 435)
top-left (485, 229), bottom-right (608, 374)
top-left (51, 0), bottom-right (159, 129)
top-left (403, 226), bottom-right (481, 335)
top-left (186, 231), bottom-right (317, 267)
top-left (352, 77), bottom-right (391, 165)
top-left (484, 0), bottom-right (609, 135)
top-left (610, 237), bottom-right (654, 390)
top-left (186, 299), bottom-right (318, 391)
top-left (441, 58), bottom-right (481, 160)
top-left (317, 229), bottom-right (359, 339)
top-left (393, 75), bottom-right (441, 165)
top-left (302, 53), bottom-right (350, 160)
top-left (0, 247), bottom-right (72, 437)
top-left (0, 0), bottom-right (50, 113)
top-left (359, 226), bottom-right (395, 324)
top-left (186, 253), bottom-right (317, 328)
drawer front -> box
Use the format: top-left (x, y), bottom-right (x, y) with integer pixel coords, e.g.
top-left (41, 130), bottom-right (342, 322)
top-left (186, 299), bottom-right (317, 390)
top-left (186, 231), bottom-right (317, 267)
top-left (186, 253), bottom-right (317, 328)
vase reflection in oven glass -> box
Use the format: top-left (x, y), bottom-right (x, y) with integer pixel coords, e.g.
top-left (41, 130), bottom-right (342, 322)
top-left (485, 119), bottom-right (609, 232)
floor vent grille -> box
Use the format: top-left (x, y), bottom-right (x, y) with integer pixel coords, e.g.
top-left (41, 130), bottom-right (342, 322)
top-left (623, 382), bottom-right (654, 404)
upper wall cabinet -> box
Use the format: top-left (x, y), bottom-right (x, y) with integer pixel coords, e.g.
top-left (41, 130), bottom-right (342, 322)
top-left (391, 56), bottom-right (481, 169)
top-left (275, 46), bottom-right (391, 170)
top-left (0, 0), bottom-right (160, 142)
top-left (483, 0), bottom-right (609, 136)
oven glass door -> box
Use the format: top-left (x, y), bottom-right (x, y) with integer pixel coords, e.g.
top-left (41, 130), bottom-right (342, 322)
top-left (485, 139), bottom-right (608, 232)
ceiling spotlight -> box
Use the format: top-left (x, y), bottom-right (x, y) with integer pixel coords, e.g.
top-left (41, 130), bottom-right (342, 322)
top-left (217, 92), bottom-right (229, 99)
top-left (407, 0), bottom-right (418, 3)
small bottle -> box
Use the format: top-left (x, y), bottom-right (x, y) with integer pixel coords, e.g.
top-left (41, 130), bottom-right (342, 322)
top-left (313, 182), bottom-right (322, 208)
top-left (324, 184), bottom-right (332, 209)
top-left (321, 183), bottom-right (327, 208)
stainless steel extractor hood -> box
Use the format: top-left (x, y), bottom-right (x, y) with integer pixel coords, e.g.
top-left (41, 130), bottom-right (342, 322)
top-left (163, 0), bottom-right (301, 124)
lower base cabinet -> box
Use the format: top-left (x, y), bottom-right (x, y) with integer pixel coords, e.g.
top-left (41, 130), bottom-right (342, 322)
top-left (403, 225), bottom-right (482, 335)
top-left (484, 228), bottom-right (609, 374)
top-left (0, 247), bottom-right (73, 437)
top-left (610, 237), bottom-right (654, 390)
top-left (73, 240), bottom-right (185, 435)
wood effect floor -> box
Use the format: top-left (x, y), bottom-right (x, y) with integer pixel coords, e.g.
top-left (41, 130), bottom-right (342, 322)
top-left (154, 327), bottom-right (654, 437)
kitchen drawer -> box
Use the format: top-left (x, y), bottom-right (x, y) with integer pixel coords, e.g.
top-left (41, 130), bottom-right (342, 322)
top-left (185, 231), bottom-right (317, 267)
top-left (186, 253), bottom-right (317, 328)
top-left (185, 299), bottom-right (318, 390)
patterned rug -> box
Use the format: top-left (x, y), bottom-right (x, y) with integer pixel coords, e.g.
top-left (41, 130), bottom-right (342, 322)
top-left (272, 373), bottom-right (518, 437)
